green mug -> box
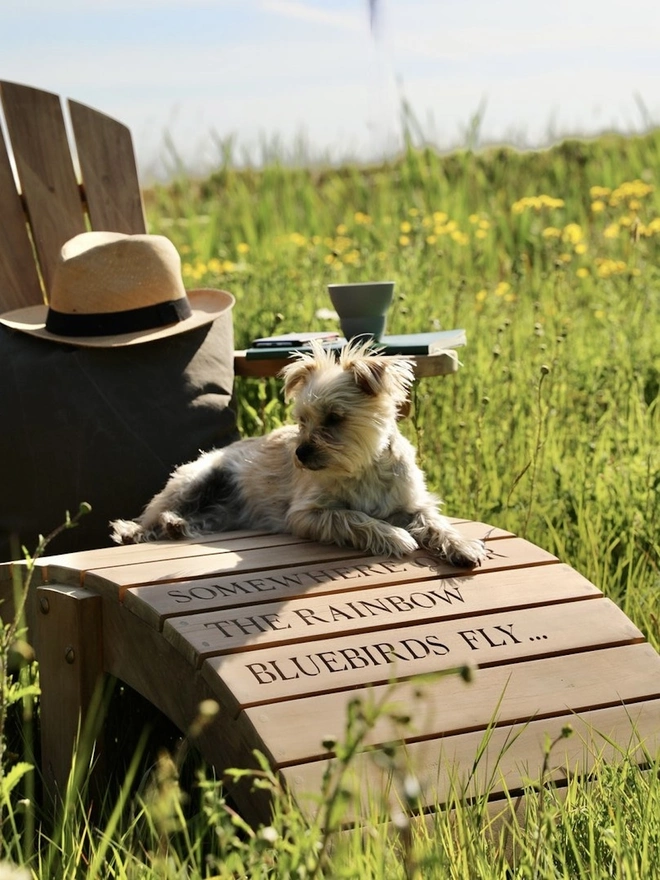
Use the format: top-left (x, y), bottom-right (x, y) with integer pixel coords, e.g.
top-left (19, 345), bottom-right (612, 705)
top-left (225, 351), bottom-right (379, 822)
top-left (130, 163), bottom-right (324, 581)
top-left (327, 281), bottom-right (395, 342)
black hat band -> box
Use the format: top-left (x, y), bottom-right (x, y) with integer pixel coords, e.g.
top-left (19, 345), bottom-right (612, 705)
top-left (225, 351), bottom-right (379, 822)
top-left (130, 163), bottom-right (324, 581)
top-left (45, 298), bottom-right (193, 338)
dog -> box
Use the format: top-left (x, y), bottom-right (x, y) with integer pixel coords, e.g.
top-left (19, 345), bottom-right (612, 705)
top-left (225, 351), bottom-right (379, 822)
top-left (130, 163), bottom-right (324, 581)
top-left (110, 342), bottom-right (487, 568)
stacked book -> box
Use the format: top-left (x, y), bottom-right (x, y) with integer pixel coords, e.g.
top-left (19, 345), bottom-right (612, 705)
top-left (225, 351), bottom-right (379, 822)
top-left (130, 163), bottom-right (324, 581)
top-left (245, 329), bottom-right (467, 359)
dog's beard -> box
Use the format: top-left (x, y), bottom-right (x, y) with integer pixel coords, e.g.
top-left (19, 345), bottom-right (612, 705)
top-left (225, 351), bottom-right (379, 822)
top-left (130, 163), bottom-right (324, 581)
top-left (294, 416), bottom-right (393, 477)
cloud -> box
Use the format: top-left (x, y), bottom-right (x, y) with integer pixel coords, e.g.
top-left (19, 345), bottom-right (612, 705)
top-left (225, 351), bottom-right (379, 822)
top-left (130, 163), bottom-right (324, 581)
top-left (258, 0), bottom-right (364, 32)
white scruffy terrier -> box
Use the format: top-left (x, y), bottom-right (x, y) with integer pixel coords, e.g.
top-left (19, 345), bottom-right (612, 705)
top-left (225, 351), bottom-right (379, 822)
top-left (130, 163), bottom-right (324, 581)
top-left (111, 342), bottom-right (486, 568)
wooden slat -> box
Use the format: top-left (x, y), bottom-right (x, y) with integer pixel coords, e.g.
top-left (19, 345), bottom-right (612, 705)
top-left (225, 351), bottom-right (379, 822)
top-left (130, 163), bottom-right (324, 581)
top-left (202, 598), bottom-right (643, 714)
top-left (68, 99), bottom-right (146, 234)
top-left (0, 81), bottom-right (86, 294)
top-left (36, 519), bottom-right (510, 586)
top-left (163, 566), bottom-right (600, 665)
top-left (41, 531), bottom-right (311, 579)
top-left (245, 643), bottom-right (660, 766)
top-left (234, 350), bottom-right (461, 380)
top-left (74, 535), bottom-right (556, 596)
top-left (282, 699), bottom-right (660, 819)
top-left (125, 530), bottom-right (528, 630)
top-left (0, 125), bottom-right (43, 309)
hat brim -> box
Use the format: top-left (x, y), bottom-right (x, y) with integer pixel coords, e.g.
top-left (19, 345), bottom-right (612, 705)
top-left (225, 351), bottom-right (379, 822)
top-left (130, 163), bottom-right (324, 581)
top-left (0, 289), bottom-right (234, 348)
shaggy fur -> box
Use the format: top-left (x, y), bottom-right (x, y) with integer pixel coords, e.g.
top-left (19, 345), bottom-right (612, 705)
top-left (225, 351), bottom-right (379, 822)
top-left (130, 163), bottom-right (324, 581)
top-left (110, 342), bottom-right (487, 568)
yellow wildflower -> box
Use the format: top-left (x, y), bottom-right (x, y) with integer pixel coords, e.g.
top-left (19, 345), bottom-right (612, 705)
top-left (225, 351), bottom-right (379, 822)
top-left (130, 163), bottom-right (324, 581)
top-left (433, 211), bottom-right (448, 224)
top-left (590, 185), bottom-right (611, 199)
top-left (399, 235), bottom-right (411, 247)
top-left (475, 289), bottom-right (488, 302)
top-left (495, 281), bottom-right (511, 297)
top-left (408, 208), bottom-right (419, 217)
top-left (574, 243), bottom-right (587, 255)
top-left (451, 230), bottom-right (469, 245)
top-left (562, 223), bottom-right (583, 244)
top-left (609, 179), bottom-right (653, 206)
top-left (336, 223), bottom-right (348, 235)
top-left (576, 267), bottom-right (589, 278)
top-left (400, 221), bottom-right (412, 234)
top-left (603, 223), bottom-right (619, 239)
top-left (468, 213), bottom-right (480, 224)
top-left (426, 235), bottom-right (437, 245)
top-left (542, 227), bottom-right (562, 239)
top-left (590, 200), bottom-right (606, 213)
top-left (207, 258), bottom-right (222, 273)
top-left (354, 211), bottom-right (371, 225)
top-left (236, 242), bottom-right (250, 255)
top-left (333, 236), bottom-right (352, 253)
top-left (595, 258), bottom-right (627, 278)
top-left (475, 229), bottom-right (488, 240)
top-left (511, 194), bottom-right (565, 214)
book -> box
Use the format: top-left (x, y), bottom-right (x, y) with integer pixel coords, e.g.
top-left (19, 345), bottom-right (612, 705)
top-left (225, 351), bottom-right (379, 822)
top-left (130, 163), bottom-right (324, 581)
top-left (376, 329), bottom-right (466, 355)
top-left (251, 331), bottom-right (341, 348)
top-left (244, 329), bottom-right (467, 360)
top-left (245, 340), bottom-right (345, 359)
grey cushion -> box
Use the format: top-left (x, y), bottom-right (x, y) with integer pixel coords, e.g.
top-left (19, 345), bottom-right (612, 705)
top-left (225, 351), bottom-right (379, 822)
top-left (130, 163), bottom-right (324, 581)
top-left (0, 314), bottom-right (238, 560)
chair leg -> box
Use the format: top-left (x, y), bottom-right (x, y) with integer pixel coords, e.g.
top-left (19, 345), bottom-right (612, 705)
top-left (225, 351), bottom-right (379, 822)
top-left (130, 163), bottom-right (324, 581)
top-left (35, 585), bottom-right (104, 806)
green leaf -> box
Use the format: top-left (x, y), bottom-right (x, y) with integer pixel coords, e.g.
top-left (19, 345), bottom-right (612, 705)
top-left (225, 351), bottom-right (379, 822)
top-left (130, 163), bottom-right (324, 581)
top-left (1, 761), bottom-right (33, 797)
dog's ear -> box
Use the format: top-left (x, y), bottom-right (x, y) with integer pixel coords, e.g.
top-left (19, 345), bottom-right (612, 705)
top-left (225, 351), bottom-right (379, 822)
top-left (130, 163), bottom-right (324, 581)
top-left (280, 358), bottom-right (318, 401)
top-left (343, 349), bottom-right (415, 404)
top-left (350, 358), bottom-right (388, 396)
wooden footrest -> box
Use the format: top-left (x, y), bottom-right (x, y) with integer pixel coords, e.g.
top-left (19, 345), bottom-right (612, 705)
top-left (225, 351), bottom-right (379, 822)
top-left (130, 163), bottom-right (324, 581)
top-left (18, 520), bottom-right (660, 824)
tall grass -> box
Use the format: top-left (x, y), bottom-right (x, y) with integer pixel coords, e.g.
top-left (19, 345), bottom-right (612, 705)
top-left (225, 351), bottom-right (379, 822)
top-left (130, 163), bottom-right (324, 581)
top-left (1, 129), bottom-right (659, 876)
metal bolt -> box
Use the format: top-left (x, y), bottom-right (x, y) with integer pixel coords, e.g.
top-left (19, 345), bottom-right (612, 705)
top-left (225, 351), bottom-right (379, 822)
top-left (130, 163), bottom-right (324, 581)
top-left (64, 646), bottom-right (75, 664)
top-left (39, 596), bottom-right (50, 614)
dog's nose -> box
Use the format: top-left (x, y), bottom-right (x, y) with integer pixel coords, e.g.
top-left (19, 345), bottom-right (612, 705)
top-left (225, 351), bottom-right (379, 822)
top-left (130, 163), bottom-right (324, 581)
top-left (295, 442), bottom-right (315, 465)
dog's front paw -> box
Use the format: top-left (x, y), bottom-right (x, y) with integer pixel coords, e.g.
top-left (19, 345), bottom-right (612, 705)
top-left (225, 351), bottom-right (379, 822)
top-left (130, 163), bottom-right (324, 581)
top-left (439, 536), bottom-right (487, 569)
top-left (365, 525), bottom-right (419, 558)
top-left (110, 519), bottom-right (144, 545)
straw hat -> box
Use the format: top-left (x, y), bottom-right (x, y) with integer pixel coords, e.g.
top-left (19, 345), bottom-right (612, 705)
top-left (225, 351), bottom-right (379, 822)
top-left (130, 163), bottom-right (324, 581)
top-left (0, 231), bottom-right (235, 347)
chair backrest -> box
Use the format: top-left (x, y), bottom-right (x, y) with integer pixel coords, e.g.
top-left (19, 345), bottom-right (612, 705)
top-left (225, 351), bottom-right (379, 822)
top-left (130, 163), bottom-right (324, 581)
top-left (0, 81), bottom-right (147, 312)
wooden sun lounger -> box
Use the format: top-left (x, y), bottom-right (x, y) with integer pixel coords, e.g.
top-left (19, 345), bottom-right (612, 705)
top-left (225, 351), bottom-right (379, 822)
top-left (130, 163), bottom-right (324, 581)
top-left (4, 519), bottom-right (658, 824)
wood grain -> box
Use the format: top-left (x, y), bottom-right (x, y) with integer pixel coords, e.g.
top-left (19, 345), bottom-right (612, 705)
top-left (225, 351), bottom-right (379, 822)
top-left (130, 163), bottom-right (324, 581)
top-left (244, 643), bottom-right (660, 765)
top-left (0, 122), bottom-right (44, 309)
top-left (69, 99), bottom-right (146, 234)
top-left (201, 597), bottom-right (643, 713)
top-left (0, 81), bottom-right (86, 294)
top-left (282, 699), bottom-right (660, 819)
top-left (163, 567), bottom-right (600, 665)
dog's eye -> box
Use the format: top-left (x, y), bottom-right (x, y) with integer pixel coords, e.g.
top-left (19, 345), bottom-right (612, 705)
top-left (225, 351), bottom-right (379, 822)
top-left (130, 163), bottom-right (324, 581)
top-left (323, 411), bottom-right (344, 428)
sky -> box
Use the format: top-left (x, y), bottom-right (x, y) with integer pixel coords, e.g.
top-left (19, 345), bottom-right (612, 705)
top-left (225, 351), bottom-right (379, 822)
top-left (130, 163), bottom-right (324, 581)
top-left (2, 0), bottom-right (660, 180)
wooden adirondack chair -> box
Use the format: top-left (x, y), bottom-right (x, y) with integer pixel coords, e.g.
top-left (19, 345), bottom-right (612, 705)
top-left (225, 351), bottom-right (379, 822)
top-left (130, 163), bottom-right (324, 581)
top-left (3, 81), bottom-right (660, 828)
top-left (0, 80), bottom-right (146, 313)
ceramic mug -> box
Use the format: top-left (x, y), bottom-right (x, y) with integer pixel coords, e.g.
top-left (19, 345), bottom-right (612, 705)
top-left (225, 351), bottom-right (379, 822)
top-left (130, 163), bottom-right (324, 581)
top-left (327, 281), bottom-right (395, 341)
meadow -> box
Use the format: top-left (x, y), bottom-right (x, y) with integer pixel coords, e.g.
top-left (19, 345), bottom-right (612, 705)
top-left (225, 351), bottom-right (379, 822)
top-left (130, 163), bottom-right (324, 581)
top-left (1, 129), bottom-right (659, 877)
